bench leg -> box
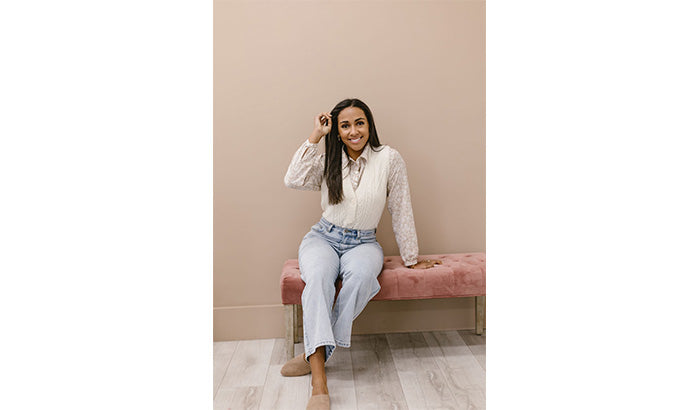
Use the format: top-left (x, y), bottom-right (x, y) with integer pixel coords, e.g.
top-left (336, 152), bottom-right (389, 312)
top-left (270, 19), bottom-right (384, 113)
top-left (475, 295), bottom-right (485, 335)
top-left (294, 304), bottom-right (303, 344)
top-left (284, 305), bottom-right (295, 360)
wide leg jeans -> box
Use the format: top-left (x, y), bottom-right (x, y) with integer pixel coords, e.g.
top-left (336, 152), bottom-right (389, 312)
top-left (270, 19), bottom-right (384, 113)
top-left (298, 218), bottom-right (384, 363)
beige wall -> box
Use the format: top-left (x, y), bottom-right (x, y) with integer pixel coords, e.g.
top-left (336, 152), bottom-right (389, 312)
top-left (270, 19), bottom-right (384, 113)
top-left (214, 0), bottom-right (485, 341)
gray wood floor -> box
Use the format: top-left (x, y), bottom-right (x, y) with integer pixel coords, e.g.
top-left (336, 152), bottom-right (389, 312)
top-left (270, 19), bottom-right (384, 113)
top-left (214, 330), bottom-right (485, 410)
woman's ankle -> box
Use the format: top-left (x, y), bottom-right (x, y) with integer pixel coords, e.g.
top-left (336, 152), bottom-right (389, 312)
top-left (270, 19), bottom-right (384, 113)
top-left (311, 383), bottom-right (329, 395)
top-left (311, 374), bottom-right (327, 386)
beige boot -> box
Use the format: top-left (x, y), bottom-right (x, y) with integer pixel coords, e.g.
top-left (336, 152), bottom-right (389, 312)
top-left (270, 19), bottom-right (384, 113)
top-left (306, 394), bottom-right (330, 410)
top-left (280, 353), bottom-right (311, 377)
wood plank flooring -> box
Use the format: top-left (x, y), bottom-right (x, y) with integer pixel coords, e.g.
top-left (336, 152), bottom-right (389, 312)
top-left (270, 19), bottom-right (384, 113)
top-left (214, 330), bottom-right (485, 410)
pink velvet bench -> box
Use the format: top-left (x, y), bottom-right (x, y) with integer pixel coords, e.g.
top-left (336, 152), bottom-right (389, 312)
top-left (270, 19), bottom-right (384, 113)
top-left (279, 252), bottom-right (485, 359)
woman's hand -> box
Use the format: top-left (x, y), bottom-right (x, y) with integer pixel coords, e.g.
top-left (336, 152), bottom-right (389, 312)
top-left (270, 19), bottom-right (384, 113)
top-left (309, 112), bottom-right (332, 143)
top-left (409, 259), bottom-right (443, 269)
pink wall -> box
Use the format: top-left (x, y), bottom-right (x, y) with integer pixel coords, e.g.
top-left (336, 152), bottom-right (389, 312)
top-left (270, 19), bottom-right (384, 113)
top-left (214, 0), bottom-right (485, 340)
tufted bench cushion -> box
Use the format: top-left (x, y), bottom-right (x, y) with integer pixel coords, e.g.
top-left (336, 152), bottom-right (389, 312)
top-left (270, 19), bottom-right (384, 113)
top-left (280, 252), bottom-right (485, 305)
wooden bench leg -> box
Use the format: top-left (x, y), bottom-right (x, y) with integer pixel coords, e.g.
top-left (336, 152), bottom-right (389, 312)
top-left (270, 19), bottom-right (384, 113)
top-left (284, 305), bottom-right (295, 360)
top-left (475, 295), bottom-right (485, 335)
top-left (294, 304), bottom-right (303, 344)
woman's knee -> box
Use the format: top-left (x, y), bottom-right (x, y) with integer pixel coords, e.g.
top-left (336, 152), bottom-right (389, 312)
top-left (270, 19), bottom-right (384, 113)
top-left (342, 267), bottom-right (380, 289)
top-left (341, 254), bottom-right (383, 285)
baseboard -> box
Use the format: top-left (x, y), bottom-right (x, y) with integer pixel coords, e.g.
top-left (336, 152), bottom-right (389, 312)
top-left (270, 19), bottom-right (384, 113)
top-left (352, 297), bottom-right (477, 335)
top-left (214, 304), bottom-right (285, 341)
top-left (214, 297), bottom-right (479, 342)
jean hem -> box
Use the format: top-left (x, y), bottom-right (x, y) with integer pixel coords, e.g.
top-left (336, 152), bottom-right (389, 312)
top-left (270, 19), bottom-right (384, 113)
top-left (305, 340), bottom-right (336, 362)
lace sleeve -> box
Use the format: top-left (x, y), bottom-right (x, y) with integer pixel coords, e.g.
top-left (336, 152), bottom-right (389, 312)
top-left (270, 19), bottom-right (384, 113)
top-left (387, 149), bottom-right (419, 266)
top-left (284, 139), bottom-right (325, 191)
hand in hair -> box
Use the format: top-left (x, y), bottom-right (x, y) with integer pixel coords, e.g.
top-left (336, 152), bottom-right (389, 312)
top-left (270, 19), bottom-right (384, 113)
top-left (409, 259), bottom-right (443, 269)
top-left (309, 112), bottom-right (332, 144)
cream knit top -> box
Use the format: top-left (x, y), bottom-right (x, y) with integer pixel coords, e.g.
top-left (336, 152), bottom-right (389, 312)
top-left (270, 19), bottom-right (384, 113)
top-left (284, 137), bottom-right (419, 266)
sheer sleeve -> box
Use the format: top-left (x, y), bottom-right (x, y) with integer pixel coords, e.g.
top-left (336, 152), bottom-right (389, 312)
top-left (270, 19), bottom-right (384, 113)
top-left (387, 149), bottom-right (419, 266)
top-left (284, 139), bottom-right (325, 191)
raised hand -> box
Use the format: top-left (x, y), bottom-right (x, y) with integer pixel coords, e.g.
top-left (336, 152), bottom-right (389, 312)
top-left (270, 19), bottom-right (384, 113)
top-left (309, 112), bottom-right (332, 143)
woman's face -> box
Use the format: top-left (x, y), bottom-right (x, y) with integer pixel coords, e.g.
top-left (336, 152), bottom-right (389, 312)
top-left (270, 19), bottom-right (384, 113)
top-left (336, 106), bottom-right (370, 160)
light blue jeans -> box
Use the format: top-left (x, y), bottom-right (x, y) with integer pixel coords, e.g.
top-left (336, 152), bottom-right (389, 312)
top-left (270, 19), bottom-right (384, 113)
top-left (298, 218), bottom-right (384, 363)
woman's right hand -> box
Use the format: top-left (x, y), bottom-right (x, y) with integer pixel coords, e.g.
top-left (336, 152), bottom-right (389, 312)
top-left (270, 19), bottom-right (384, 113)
top-left (309, 112), bottom-right (332, 143)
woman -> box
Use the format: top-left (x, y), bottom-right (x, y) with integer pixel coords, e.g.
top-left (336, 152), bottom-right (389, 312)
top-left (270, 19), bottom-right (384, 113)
top-left (282, 98), bottom-right (440, 410)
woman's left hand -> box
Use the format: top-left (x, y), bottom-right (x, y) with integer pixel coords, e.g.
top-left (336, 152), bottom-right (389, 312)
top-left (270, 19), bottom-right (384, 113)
top-left (409, 259), bottom-right (443, 269)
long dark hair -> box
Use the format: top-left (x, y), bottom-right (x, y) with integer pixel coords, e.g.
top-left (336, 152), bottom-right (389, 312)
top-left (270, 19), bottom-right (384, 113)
top-left (324, 98), bottom-right (383, 205)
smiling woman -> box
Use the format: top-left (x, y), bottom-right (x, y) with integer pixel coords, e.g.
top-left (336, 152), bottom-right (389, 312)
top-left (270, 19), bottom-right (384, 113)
top-left (282, 98), bottom-right (441, 409)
